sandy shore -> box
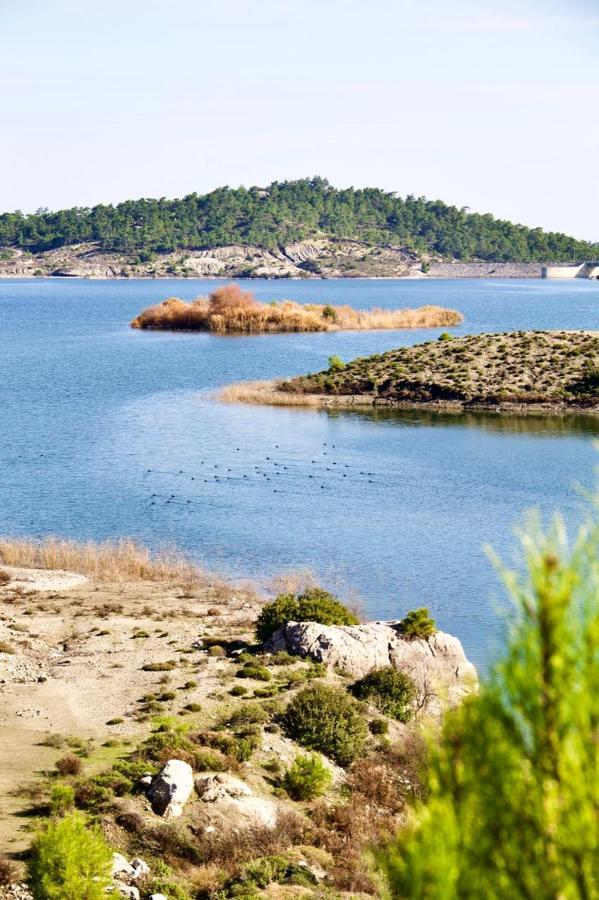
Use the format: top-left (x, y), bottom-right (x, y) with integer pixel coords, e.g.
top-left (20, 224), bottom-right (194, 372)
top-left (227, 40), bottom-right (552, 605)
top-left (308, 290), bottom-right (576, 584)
top-left (217, 380), bottom-right (599, 417)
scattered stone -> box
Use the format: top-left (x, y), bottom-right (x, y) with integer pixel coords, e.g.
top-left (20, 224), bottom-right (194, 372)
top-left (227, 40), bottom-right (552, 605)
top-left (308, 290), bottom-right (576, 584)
top-left (110, 883), bottom-right (139, 900)
top-left (270, 621), bottom-right (478, 714)
top-left (147, 759), bottom-right (193, 818)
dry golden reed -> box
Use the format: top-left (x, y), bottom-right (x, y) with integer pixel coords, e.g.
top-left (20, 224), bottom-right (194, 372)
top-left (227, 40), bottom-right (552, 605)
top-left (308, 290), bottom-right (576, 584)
top-left (0, 536), bottom-right (200, 582)
top-left (131, 284), bottom-right (462, 334)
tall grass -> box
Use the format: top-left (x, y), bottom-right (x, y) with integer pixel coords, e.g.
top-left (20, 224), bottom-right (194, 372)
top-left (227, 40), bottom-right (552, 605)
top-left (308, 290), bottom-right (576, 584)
top-left (0, 536), bottom-right (200, 582)
top-left (219, 380), bottom-right (377, 407)
top-left (131, 284), bottom-right (462, 334)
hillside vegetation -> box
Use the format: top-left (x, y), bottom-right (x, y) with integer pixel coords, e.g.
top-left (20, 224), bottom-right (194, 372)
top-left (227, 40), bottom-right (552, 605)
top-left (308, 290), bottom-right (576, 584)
top-left (1, 177), bottom-right (596, 263)
top-left (131, 284), bottom-right (462, 334)
top-left (278, 332), bottom-right (599, 408)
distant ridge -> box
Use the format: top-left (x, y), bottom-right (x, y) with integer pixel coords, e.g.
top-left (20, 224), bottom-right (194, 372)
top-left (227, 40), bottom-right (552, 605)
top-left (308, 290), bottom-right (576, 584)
top-left (0, 178), bottom-right (596, 264)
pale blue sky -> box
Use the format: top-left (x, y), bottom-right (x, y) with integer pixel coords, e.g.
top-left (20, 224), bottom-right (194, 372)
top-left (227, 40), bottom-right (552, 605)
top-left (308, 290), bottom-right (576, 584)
top-left (1, 0), bottom-right (597, 238)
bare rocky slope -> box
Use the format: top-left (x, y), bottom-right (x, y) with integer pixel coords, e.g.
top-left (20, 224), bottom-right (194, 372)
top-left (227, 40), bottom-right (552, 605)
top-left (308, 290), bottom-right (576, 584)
top-left (0, 240), bottom-right (543, 280)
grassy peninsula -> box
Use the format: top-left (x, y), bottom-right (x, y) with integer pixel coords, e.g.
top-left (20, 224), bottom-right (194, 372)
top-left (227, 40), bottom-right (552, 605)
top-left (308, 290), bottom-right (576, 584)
top-left (131, 284), bottom-right (462, 334)
top-left (221, 331), bottom-right (599, 412)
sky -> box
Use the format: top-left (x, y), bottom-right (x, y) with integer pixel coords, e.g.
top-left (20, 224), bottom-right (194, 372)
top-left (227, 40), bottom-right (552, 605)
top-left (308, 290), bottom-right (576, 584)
top-left (0, 0), bottom-right (598, 239)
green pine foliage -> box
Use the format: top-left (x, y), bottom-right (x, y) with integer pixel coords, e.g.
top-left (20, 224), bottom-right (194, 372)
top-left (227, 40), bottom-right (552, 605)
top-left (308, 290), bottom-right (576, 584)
top-left (375, 508), bottom-right (599, 898)
top-left (28, 812), bottom-right (113, 900)
top-left (281, 684), bottom-right (368, 766)
top-left (397, 607), bottom-right (437, 639)
top-left (255, 587), bottom-right (359, 643)
top-left (351, 667), bottom-right (416, 721)
top-left (1, 178), bottom-right (595, 262)
top-left (283, 753), bottom-right (333, 800)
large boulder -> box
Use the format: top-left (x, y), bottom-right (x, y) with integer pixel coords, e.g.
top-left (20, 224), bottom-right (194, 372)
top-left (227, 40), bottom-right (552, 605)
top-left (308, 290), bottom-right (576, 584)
top-left (146, 759), bottom-right (193, 818)
top-left (195, 773), bottom-right (278, 829)
top-left (269, 621), bottom-right (477, 714)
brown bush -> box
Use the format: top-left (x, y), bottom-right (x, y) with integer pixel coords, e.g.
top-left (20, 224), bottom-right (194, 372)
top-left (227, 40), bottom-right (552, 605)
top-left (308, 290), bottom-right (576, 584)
top-left (0, 857), bottom-right (18, 885)
top-left (55, 753), bottom-right (83, 776)
top-left (0, 568), bottom-right (11, 586)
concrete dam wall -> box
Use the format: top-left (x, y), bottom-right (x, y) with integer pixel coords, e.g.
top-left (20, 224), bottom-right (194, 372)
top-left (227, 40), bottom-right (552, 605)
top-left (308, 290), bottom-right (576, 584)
top-left (542, 262), bottom-right (599, 279)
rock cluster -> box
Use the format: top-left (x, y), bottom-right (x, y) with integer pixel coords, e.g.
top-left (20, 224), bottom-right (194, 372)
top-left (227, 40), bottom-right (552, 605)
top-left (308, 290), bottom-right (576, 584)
top-left (146, 759), bottom-right (194, 818)
top-left (269, 621), bottom-right (477, 714)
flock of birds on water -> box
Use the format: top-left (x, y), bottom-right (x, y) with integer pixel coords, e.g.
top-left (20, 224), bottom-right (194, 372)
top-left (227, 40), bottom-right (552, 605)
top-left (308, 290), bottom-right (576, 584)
top-left (144, 441), bottom-right (389, 510)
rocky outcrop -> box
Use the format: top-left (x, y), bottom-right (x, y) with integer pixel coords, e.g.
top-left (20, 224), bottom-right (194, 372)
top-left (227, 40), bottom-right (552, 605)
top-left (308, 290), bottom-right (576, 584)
top-left (195, 772), bottom-right (278, 829)
top-left (269, 621), bottom-right (477, 714)
top-left (146, 759), bottom-right (193, 818)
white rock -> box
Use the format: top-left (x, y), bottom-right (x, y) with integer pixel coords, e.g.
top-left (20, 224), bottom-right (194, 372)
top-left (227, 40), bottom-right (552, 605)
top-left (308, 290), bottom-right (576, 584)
top-left (111, 852), bottom-right (135, 879)
top-left (195, 773), bottom-right (278, 829)
top-left (147, 759), bottom-right (193, 818)
top-left (150, 895), bottom-right (168, 900)
top-left (138, 775), bottom-right (153, 789)
top-left (130, 858), bottom-right (150, 878)
top-left (271, 620), bottom-right (478, 714)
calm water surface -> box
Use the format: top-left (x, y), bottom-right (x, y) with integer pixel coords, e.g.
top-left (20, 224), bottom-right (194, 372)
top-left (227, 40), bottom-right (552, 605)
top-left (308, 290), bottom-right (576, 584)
top-left (1, 277), bottom-right (598, 666)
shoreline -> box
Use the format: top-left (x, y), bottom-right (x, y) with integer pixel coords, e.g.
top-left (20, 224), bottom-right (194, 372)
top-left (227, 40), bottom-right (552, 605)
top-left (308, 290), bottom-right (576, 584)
top-left (217, 379), bottom-right (599, 418)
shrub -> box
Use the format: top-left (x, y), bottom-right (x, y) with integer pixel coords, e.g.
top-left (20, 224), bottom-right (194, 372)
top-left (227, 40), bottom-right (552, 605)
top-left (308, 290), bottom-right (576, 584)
top-left (351, 667), bottom-right (416, 722)
top-left (281, 684), bottom-right (368, 766)
top-left (28, 812), bottom-right (112, 899)
top-left (208, 644), bottom-right (226, 657)
top-left (106, 717), bottom-right (123, 725)
top-left (0, 856), bottom-right (17, 885)
top-left (236, 664), bottom-right (272, 681)
top-left (141, 660), bottom-right (177, 672)
top-left (49, 784), bottom-right (75, 816)
top-left (183, 702), bottom-right (202, 713)
top-left (328, 354), bottom-right (346, 371)
top-left (283, 753), bottom-right (332, 800)
top-left (438, 331), bottom-right (453, 341)
top-left (397, 607), bottom-right (436, 640)
top-left (230, 684), bottom-right (248, 696)
top-left (55, 753), bottom-right (83, 777)
top-left (0, 569), bottom-right (11, 586)
top-left (256, 587), bottom-right (358, 643)
top-left (375, 503), bottom-right (599, 897)
top-left (369, 718), bottom-right (389, 735)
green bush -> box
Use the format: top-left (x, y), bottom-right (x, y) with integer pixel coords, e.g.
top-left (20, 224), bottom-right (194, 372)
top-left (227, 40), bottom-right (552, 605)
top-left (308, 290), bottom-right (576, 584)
top-left (256, 587), bottom-right (358, 643)
top-left (236, 663), bottom-right (272, 681)
top-left (328, 354), bottom-right (345, 371)
top-left (369, 718), bottom-right (389, 735)
top-left (351, 667), bottom-right (416, 722)
top-left (281, 684), bottom-right (368, 766)
top-left (28, 812), bottom-right (112, 900)
top-left (438, 331), bottom-right (453, 341)
top-left (283, 753), bottom-right (332, 800)
top-left (397, 607), bottom-right (436, 639)
top-left (49, 784), bottom-right (75, 817)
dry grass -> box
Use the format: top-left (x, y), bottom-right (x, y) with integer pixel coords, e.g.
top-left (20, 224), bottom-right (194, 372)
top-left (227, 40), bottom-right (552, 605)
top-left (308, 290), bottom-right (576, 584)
top-left (131, 283), bottom-right (462, 335)
top-left (0, 536), bottom-right (200, 582)
top-left (219, 380), bottom-right (377, 408)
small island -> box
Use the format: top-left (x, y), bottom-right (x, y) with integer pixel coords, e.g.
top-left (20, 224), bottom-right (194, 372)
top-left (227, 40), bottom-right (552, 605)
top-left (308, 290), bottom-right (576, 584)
top-left (131, 284), bottom-right (462, 334)
top-left (220, 331), bottom-right (599, 413)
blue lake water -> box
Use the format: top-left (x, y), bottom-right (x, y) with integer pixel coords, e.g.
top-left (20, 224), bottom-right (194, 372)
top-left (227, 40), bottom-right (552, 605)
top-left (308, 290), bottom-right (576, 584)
top-left (1, 277), bottom-right (598, 667)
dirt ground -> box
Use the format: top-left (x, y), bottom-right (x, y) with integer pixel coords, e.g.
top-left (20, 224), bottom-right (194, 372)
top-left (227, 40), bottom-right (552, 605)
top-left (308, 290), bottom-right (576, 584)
top-left (0, 567), bottom-right (261, 854)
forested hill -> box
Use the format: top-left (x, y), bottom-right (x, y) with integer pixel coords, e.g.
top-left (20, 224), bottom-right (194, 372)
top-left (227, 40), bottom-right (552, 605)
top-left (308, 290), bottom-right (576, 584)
top-left (0, 177), bottom-right (596, 263)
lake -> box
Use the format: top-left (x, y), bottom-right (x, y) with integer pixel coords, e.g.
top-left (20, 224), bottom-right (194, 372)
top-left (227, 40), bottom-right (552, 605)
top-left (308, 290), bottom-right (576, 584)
top-left (1, 276), bottom-right (598, 667)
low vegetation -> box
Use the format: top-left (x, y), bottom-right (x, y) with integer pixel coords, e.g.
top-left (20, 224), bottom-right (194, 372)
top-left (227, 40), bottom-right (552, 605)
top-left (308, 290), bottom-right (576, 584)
top-left (283, 753), bottom-right (333, 800)
top-left (130, 284), bottom-right (462, 334)
top-left (281, 683), bottom-right (369, 766)
top-left (351, 667), bottom-right (416, 721)
top-left (28, 812), bottom-right (113, 900)
top-left (276, 331), bottom-right (599, 409)
top-left (255, 586), bottom-right (359, 643)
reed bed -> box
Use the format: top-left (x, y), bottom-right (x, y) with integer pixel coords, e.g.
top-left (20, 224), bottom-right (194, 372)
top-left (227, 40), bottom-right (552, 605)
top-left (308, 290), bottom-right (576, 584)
top-left (131, 284), bottom-right (462, 334)
top-left (219, 380), bottom-right (376, 408)
top-left (0, 536), bottom-right (201, 582)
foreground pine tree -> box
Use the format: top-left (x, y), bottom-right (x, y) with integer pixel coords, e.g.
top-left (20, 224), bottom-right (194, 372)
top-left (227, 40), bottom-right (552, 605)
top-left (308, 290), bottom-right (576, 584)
top-left (376, 507), bottom-right (599, 899)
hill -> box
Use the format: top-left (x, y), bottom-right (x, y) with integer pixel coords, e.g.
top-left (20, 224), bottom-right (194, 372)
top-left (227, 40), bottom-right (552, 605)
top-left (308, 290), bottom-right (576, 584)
top-left (0, 179), bottom-right (596, 279)
top-left (222, 332), bottom-right (599, 413)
